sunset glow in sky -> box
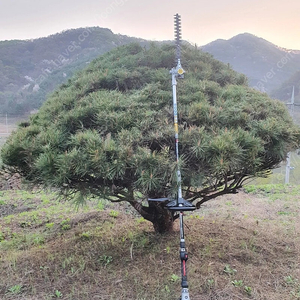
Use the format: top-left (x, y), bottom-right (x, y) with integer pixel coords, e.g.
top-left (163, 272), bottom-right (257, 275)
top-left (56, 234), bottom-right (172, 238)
top-left (1, 0), bottom-right (299, 49)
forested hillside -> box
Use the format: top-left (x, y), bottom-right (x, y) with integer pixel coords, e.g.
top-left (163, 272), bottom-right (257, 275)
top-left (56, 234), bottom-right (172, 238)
top-left (201, 33), bottom-right (300, 95)
top-left (0, 27), bottom-right (148, 114)
top-left (2, 29), bottom-right (300, 116)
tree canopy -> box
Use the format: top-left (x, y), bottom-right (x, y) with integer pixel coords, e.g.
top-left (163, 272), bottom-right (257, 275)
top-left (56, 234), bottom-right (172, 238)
top-left (2, 43), bottom-right (299, 232)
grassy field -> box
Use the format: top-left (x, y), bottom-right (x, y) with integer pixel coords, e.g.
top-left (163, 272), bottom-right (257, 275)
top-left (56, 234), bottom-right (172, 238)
top-left (252, 152), bottom-right (300, 185)
top-left (0, 184), bottom-right (300, 299)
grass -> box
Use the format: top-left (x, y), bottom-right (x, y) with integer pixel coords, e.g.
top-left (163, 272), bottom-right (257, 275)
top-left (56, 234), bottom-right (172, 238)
top-left (252, 151), bottom-right (300, 185)
top-left (0, 185), bottom-right (299, 299)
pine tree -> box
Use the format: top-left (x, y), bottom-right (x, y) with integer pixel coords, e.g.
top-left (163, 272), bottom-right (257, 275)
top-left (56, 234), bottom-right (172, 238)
top-left (2, 43), bottom-right (299, 233)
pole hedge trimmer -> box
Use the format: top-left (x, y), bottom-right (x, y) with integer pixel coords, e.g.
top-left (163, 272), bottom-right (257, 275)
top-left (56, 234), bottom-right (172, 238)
top-left (149, 13), bottom-right (196, 300)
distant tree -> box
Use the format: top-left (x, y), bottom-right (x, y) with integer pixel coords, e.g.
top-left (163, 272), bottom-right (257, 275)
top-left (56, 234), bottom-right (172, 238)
top-left (2, 44), bottom-right (299, 233)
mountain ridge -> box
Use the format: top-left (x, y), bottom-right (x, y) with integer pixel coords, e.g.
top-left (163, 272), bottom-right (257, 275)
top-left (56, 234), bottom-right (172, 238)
top-left (201, 32), bottom-right (300, 95)
top-left (1, 28), bottom-right (300, 114)
top-left (0, 27), bottom-right (149, 113)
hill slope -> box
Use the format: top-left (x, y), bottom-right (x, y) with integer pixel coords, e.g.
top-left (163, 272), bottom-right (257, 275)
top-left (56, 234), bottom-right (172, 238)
top-left (2, 30), bottom-right (300, 114)
top-left (201, 33), bottom-right (300, 95)
top-left (271, 71), bottom-right (300, 101)
top-left (0, 27), bottom-right (148, 113)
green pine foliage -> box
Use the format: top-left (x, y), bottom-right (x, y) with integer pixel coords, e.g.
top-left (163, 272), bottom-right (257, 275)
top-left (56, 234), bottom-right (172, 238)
top-left (2, 43), bottom-right (299, 217)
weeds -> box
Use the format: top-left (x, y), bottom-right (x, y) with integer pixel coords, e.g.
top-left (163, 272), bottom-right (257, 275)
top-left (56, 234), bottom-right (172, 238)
top-left (7, 284), bottom-right (22, 294)
top-left (244, 286), bottom-right (252, 296)
top-left (45, 222), bottom-right (54, 229)
top-left (60, 218), bottom-right (71, 230)
top-left (98, 255), bottom-right (113, 266)
top-left (170, 274), bottom-right (180, 283)
top-left (207, 279), bottom-right (214, 288)
top-left (231, 279), bottom-right (244, 287)
top-left (109, 210), bottom-right (119, 218)
top-left (53, 290), bottom-right (63, 298)
top-left (284, 275), bottom-right (298, 285)
top-left (80, 232), bottom-right (91, 240)
top-left (223, 265), bottom-right (237, 275)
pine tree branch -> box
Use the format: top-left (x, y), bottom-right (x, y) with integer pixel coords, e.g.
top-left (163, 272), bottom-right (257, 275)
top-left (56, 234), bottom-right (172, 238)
top-left (128, 201), bottom-right (156, 222)
top-left (184, 174), bottom-right (246, 208)
top-left (195, 187), bottom-right (239, 209)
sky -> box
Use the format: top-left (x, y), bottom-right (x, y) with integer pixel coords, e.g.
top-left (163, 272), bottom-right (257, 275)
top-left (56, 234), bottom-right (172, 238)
top-left (0, 0), bottom-right (300, 49)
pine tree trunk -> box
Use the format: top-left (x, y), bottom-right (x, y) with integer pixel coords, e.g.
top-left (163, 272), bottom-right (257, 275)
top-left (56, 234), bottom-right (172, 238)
top-left (129, 201), bottom-right (175, 234)
top-left (151, 207), bottom-right (174, 234)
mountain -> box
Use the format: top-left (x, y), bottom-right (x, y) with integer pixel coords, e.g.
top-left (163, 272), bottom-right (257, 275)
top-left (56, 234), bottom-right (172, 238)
top-left (1, 29), bottom-right (300, 115)
top-left (271, 70), bottom-right (300, 101)
top-left (201, 33), bottom-right (300, 95)
top-left (0, 27), bottom-right (149, 114)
